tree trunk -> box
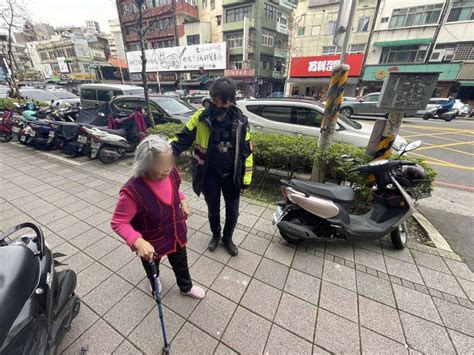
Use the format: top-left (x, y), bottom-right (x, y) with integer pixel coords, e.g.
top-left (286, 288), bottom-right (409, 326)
top-left (138, 2), bottom-right (155, 128)
top-left (6, 2), bottom-right (19, 98)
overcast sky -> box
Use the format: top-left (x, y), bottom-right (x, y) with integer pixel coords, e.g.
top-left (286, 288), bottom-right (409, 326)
top-left (28, 0), bottom-right (119, 33)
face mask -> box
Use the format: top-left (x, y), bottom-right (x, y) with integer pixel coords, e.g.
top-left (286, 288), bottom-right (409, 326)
top-left (211, 103), bottom-right (229, 116)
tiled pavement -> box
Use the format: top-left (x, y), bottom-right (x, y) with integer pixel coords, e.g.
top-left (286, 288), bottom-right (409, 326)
top-left (1, 143), bottom-right (474, 355)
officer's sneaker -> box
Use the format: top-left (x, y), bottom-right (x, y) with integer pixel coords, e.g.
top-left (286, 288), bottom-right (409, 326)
top-left (222, 239), bottom-right (238, 256)
top-left (208, 236), bottom-right (220, 251)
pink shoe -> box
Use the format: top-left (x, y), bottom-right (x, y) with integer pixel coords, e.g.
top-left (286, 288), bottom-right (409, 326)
top-left (181, 286), bottom-right (205, 299)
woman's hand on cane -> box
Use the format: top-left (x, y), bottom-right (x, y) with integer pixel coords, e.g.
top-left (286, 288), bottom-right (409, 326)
top-left (133, 237), bottom-right (155, 261)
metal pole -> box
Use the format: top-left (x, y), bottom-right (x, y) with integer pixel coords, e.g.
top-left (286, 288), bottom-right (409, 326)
top-left (156, 70), bottom-right (161, 93)
top-left (311, 0), bottom-right (357, 182)
top-left (172, 0), bottom-right (179, 46)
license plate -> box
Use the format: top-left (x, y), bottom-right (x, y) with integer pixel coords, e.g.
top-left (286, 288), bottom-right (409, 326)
top-left (78, 135), bottom-right (87, 143)
top-left (272, 206), bottom-right (285, 225)
top-left (29, 130), bottom-right (36, 137)
top-left (49, 131), bottom-right (55, 137)
top-left (12, 126), bottom-right (20, 133)
top-left (20, 135), bottom-right (26, 142)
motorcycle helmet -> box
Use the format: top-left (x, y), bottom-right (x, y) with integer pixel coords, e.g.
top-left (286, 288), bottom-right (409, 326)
top-left (395, 164), bottom-right (426, 187)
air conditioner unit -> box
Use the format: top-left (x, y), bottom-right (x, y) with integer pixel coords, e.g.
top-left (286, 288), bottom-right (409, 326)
top-left (430, 50), bottom-right (444, 62)
top-left (444, 50), bottom-right (455, 61)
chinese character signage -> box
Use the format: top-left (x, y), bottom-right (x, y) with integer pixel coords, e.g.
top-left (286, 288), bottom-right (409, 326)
top-left (224, 68), bottom-right (255, 77)
top-left (290, 54), bottom-right (364, 78)
top-left (126, 42), bottom-right (227, 73)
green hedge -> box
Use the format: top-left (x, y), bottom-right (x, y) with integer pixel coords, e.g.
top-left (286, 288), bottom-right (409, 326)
top-left (148, 123), bottom-right (437, 193)
top-left (0, 97), bottom-right (48, 110)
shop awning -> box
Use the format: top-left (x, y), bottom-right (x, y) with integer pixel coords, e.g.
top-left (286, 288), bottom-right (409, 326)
top-left (459, 81), bottom-right (474, 87)
top-left (287, 77), bottom-right (359, 85)
top-left (373, 38), bottom-right (433, 47)
top-left (109, 57), bottom-right (128, 69)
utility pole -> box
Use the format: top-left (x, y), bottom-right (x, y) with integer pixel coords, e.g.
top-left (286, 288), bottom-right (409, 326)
top-left (172, 0), bottom-right (179, 46)
top-left (311, 0), bottom-right (357, 181)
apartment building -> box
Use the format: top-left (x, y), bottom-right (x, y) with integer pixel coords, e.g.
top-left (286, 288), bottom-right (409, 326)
top-left (287, 0), bottom-right (379, 97)
top-left (361, 0), bottom-right (472, 98)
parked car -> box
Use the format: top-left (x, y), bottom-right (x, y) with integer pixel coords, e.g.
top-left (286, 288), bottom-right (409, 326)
top-left (47, 89), bottom-right (80, 106)
top-left (80, 84), bottom-right (144, 109)
top-left (339, 93), bottom-right (417, 119)
top-left (416, 98), bottom-right (469, 117)
top-left (268, 92), bottom-right (284, 98)
top-left (19, 88), bottom-right (62, 106)
top-left (109, 95), bottom-right (196, 124)
top-left (236, 98), bottom-right (407, 149)
top-left (185, 90), bottom-right (209, 104)
top-left (201, 90), bottom-right (246, 108)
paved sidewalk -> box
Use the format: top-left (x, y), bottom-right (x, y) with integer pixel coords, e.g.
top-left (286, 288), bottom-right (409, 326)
top-left (1, 143), bottom-right (473, 355)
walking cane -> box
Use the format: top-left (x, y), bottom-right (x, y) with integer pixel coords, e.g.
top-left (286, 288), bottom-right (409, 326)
top-left (149, 259), bottom-right (171, 354)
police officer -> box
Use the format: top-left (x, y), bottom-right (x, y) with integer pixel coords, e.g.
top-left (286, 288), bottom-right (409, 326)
top-left (171, 78), bottom-right (253, 256)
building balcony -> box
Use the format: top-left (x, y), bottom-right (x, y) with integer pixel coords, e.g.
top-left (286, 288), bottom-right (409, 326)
top-left (223, 0), bottom-right (254, 6)
top-left (276, 22), bottom-right (288, 35)
top-left (176, 0), bottom-right (198, 20)
top-left (228, 47), bottom-right (254, 56)
top-left (272, 70), bottom-right (285, 79)
top-left (274, 48), bottom-right (287, 58)
top-left (223, 19), bottom-right (255, 32)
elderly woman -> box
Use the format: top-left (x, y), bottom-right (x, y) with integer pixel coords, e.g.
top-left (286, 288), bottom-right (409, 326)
top-left (111, 135), bottom-right (205, 299)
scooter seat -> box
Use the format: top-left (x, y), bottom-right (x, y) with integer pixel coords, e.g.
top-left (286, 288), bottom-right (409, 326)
top-left (95, 126), bottom-right (127, 136)
top-left (0, 245), bottom-right (40, 345)
top-left (291, 180), bottom-right (356, 203)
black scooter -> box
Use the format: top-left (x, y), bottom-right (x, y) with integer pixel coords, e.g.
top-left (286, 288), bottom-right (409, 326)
top-left (273, 141), bottom-right (430, 249)
top-left (0, 223), bottom-right (80, 354)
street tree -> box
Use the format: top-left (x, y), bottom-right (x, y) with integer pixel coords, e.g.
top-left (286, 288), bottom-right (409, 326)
top-left (131, 0), bottom-right (177, 128)
top-left (0, 0), bottom-right (27, 98)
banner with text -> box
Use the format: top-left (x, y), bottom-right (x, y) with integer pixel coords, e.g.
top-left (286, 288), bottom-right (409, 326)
top-left (290, 54), bottom-right (364, 78)
top-left (126, 42), bottom-right (227, 73)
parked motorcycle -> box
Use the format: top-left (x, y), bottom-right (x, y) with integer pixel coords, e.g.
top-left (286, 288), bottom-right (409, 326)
top-left (273, 141), bottom-right (429, 249)
top-left (0, 223), bottom-right (80, 354)
top-left (423, 105), bottom-right (456, 121)
top-left (0, 110), bottom-right (23, 142)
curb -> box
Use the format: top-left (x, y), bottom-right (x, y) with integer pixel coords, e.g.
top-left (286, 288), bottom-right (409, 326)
top-left (413, 211), bottom-right (453, 252)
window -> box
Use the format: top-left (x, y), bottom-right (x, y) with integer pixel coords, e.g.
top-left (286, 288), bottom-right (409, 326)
top-left (364, 94), bottom-right (380, 103)
top-left (381, 17), bottom-right (389, 23)
top-left (152, 39), bottom-right (175, 48)
top-left (349, 43), bottom-right (366, 53)
top-left (447, 0), bottom-right (474, 22)
top-left (187, 34), bottom-right (200, 45)
top-left (66, 48), bottom-right (76, 57)
top-left (51, 64), bottom-right (60, 72)
top-left (262, 31), bottom-right (275, 47)
top-left (389, 4), bottom-right (443, 28)
top-left (128, 42), bottom-right (141, 51)
top-left (297, 27), bottom-right (305, 36)
top-left (327, 20), bottom-right (336, 34)
top-left (311, 25), bottom-right (321, 36)
top-left (454, 42), bottom-right (474, 60)
top-left (322, 45), bottom-right (342, 54)
top-left (260, 56), bottom-right (273, 70)
top-left (259, 106), bottom-right (294, 124)
top-left (149, 18), bottom-right (172, 30)
top-left (211, 0), bottom-right (215, 10)
top-left (40, 52), bottom-right (48, 60)
top-left (278, 12), bottom-right (288, 26)
top-left (216, 15), bottom-right (222, 26)
top-left (126, 24), bottom-right (138, 35)
top-left (97, 90), bottom-right (111, 102)
top-left (202, 0), bottom-right (207, 8)
top-left (357, 17), bottom-right (370, 32)
top-left (82, 89), bottom-right (96, 101)
top-left (264, 3), bottom-right (277, 21)
top-left (122, 3), bottom-right (138, 15)
top-left (246, 105), bottom-right (261, 115)
top-left (70, 63), bottom-right (80, 72)
top-left (225, 5), bottom-right (252, 23)
top-left (113, 99), bottom-right (140, 112)
top-left (296, 107), bottom-right (323, 128)
top-left (48, 51), bottom-right (56, 59)
top-left (380, 45), bottom-right (428, 64)
top-left (229, 55), bottom-right (243, 69)
top-left (226, 33), bottom-right (243, 48)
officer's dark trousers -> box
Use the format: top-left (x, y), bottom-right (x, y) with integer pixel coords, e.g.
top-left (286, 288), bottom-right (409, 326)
top-left (202, 168), bottom-right (240, 241)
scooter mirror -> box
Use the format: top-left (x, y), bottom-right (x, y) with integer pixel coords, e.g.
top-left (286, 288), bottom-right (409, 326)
top-left (340, 154), bottom-right (354, 162)
top-left (403, 140), bottom-right (422, 152)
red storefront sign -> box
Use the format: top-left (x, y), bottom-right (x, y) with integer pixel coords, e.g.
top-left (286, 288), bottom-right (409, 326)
top-left (290, 54), bottom-right (364, 78)
top-left (224, 68), bottom-right (255, 77)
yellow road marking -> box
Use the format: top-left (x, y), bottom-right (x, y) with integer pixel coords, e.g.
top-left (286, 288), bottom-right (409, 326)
top-left (403, 131), bottom-right (474, 139)
top-left (410, 152), bottom-right (474, 171)
top-left (440, 146), bottom-right (474, 156)
top-left (417, 141), bottom-right (474, 150)
top-left (401, 128), bottom-right (472, 144)
top-left (403, 124), bottom-right (474, 133)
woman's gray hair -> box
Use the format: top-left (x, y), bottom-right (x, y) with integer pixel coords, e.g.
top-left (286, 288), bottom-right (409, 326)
top-left (132, 135), bottom-right (172, 177)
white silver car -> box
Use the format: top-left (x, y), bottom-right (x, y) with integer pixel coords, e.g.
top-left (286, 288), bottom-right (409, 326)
top-left (236, 99), bottom-right (407, 150)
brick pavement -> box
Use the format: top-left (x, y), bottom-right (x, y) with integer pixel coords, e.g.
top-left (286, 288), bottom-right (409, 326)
top-left (1, 143), bottom-right (473, 354)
